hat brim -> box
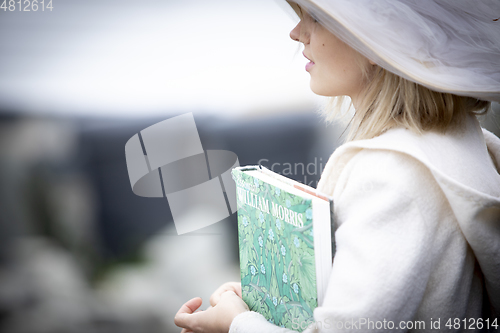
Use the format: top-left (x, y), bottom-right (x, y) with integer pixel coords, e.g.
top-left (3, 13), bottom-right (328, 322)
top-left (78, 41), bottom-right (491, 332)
top-left (285, 0), bottom-right (500, 102)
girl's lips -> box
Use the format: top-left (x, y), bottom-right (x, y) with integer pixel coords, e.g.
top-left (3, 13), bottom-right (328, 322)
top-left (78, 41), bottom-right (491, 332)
top-left (303, 52), bottom-right (315, 71)
top-left (305, 61), bottom-right (315, 71)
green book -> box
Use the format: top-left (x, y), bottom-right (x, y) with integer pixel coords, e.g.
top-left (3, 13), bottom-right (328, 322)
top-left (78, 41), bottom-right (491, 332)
top-left (231, 165), bottom-right (335, 331)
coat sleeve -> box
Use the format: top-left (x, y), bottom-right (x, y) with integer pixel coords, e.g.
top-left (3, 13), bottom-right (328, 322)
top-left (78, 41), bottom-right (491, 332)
top-left (230, 149), bottom-right (446, 333)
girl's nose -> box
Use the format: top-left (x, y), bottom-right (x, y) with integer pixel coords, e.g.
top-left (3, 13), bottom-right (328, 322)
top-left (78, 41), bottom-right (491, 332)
top-left (290, 22), bottom-right (301, 42)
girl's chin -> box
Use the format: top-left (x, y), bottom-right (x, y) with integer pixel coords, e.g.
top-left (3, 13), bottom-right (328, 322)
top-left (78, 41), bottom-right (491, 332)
top-left (309, 80), bottom-right (349, 98)
top-left (309, 83), bottom-right (337, 97)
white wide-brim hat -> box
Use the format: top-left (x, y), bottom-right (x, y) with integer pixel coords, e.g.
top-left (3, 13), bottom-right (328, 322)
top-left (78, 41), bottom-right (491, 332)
top-left (285, 0), bottom-right (500, 102)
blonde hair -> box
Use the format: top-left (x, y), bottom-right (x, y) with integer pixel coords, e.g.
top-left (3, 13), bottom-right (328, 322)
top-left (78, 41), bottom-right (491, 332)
top-left (324, 65), bottom-right (491, 141)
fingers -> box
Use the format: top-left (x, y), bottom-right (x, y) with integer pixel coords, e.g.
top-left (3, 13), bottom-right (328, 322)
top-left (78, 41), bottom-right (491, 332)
top-left (210, 283), bottom-right (229, 306)
top-left (233, 282), bottom-right (242, 298)
top-left (220, 290), bottom-right (249, 311)
top-left (176, 291), bottom-right (249, 333)
top-left (174, 297), bottom-right (203, 329)
top-left (209, 282), bottom-right (242, 307)
top-left (234, 282), bottom-right (243, 298)
top-left (220, 290), bottom-right (236, 299)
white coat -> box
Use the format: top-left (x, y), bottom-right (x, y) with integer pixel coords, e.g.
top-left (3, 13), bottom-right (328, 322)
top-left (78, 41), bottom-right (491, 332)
top-left (230, 115), bottom-right (500, 332)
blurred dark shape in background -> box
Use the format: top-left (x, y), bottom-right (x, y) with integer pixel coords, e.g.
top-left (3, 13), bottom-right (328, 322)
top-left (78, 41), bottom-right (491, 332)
top-left (0, 110), bottom-right (343, 332)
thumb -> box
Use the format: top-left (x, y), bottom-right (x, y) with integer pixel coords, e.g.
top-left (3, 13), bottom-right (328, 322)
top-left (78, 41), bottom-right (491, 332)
top-left (174, 297), bottom-right (203, 328)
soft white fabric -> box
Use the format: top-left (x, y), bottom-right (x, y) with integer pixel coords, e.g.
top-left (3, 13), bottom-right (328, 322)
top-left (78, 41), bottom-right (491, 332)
top-left (229, 115), bottom-right (500, 333)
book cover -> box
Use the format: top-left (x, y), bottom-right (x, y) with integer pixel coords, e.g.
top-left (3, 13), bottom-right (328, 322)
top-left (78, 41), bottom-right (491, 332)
top-left (231, 166), bottom-right (334, 331)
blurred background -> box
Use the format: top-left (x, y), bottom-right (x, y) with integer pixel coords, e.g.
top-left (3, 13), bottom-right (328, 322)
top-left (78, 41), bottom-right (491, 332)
top-left (0, 1), bottom-right (499, 332)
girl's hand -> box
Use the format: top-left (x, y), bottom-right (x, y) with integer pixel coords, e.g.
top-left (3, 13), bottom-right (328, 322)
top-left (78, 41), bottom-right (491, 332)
top-left (209, 282), bottom-right (242, 307)
top-left (174, 290), bottom-right (249, 333)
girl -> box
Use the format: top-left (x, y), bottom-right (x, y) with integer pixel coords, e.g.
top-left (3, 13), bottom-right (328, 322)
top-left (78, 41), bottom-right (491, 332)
top-left (175, 0), bottom-right (500, 332)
